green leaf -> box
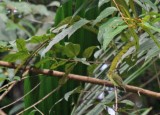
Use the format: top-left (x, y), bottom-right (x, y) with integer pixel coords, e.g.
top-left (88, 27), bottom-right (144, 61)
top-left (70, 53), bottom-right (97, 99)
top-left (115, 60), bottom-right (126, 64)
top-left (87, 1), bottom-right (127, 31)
top-left (6, 20), bottom-right (31, 37)
top-left (98, 17), bottom-right (127, 50)
top-left (141, 107), bottom-right (152, 115)
top-left (65, 62), bottom-right (77, 74)
top-left (35, 57), bottom-right (52, 67)
top-left (145, 45), bottom-right (160, 60)
top-left (120, 100), bottom-right (135, 106)
top-left (20, 20), bottom-right (36, 34)
top-left (48, 1), bottom-right (60, 7)
top-left (3, 51), bottom-right (29, 62)
top-left (0, 74), bottom-right (7, 82)
top-left (51, 60), bottom-right (67, 70)
top-left (0, 41), bottom-right (8, 47)
top-left (142, 22), bottom-right (160, 33)
top-left (28, 110), bottom-right (37, 115)
top-left (0, 41), bottom-right (9, 52)
top-left (98, 0), bottom-right (110, 7)
top-left (56, 16), bottom-right (81, 28)
top-left (13, 76), bottom-right (21, 81)
top-left (140, 25), bottom-right (160, 48)
top-left (0, 13), bottom-right (8, 22)
top-left (92, 7), bottom-right (117, 25)
top-left (41, 18), bottom-right (89, 57)
top-left (16, 39), bottom-right (27, 51)
top-left (29, 34), bottom-right (54, 43)
top-left (83, 46), bottom-right (97, 58)
top-left (102, 25), bottom-right (128, 50)
top-left (87, 64), bottom-right (98, 76)
top-left (64, 43), bottom-right (80, 58)
top-left (64, 86), bottom-right (81, 101)
top-left (74, 57), bottom-right (90, 65)
top-left (68, 18), bottom-right (89, 37)
top-left (143, 0), bottom-right (158, 12)
top-left (31, 4), bottom-right (50, 16)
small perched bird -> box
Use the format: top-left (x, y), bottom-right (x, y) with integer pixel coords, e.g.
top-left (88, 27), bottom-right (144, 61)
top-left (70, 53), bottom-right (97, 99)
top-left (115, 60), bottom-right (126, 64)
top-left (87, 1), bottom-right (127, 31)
top-left (107, 70), bottom-right (126, 91)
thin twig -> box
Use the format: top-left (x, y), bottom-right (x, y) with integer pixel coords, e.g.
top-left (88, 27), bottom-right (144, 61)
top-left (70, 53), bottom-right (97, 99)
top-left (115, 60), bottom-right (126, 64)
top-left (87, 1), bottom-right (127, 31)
top-left (34, 106), bottom-right (44, 115)
top-left (114, 86), bottom-right (118, 112)
top-left (0, 76), bottom-right (27, 91)
top-left (54, 57), bottom-right (102, 64)
top-left (112, 0), bottom-right (129, 25)
top-left (0, 82), bottom-right (41, 109)
top-left (0, 70), bottom-right (29, 101)
top-left (0, 82), bottom-right (16, 101)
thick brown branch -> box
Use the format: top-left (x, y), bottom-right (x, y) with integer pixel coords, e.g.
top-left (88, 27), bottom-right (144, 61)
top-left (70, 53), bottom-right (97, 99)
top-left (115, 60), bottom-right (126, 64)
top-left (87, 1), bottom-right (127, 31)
top-left (0, 61), bottom-right (160, 99)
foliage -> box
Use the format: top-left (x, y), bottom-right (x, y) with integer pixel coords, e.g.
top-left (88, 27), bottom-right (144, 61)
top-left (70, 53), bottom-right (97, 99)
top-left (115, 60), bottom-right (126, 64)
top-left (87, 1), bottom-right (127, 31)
top-left (0, 0), bottom-right (160, 115)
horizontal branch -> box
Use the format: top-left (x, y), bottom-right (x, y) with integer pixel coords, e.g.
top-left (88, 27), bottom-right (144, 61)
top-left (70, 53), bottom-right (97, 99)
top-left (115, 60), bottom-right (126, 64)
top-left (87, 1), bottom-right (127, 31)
top-left (0, 61), bottom-right (160, 99)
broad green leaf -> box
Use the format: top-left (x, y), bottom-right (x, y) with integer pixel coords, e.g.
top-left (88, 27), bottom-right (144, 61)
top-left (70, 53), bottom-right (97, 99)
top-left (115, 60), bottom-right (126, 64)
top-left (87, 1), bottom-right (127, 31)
top-left (103, 25), bottom-right (128, 50)
top-left (92, 7), bottom-right (117, 25)
top-left (41, 19), bottom-right (88, 57)
top-left (16, 39), bottom-right (27, 51)
top-left (64, 43), bottom-right (80, 58)
top-left (3, 51), bottom-right (29, 62)
top-left (83, 46), bottom-right (97, 58)
top-left (68, 18), bottom-right (89, 37)
top-left (98, 17), bottom-right (126, 49)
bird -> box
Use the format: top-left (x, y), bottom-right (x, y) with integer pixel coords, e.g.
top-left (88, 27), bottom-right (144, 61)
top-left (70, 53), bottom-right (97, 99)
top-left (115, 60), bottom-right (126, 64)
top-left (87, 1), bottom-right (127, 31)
top-left (107, 70), bottom-right (126, 91)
